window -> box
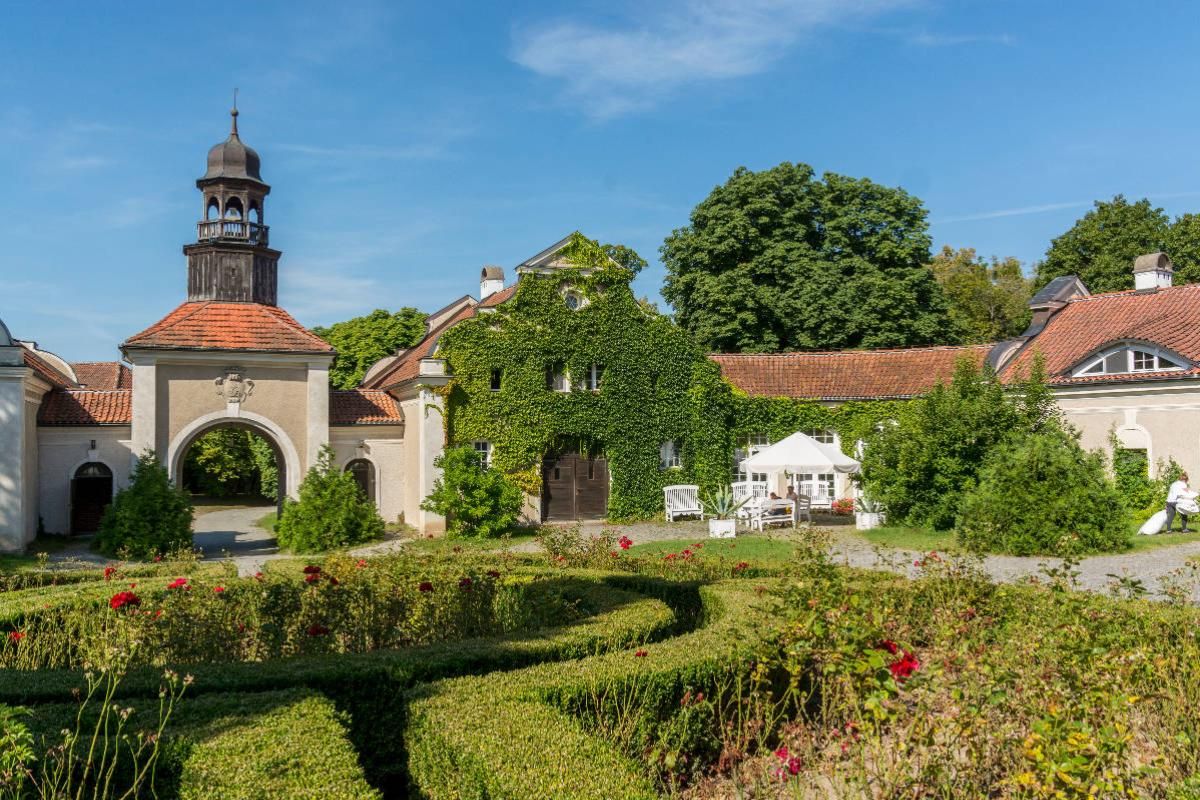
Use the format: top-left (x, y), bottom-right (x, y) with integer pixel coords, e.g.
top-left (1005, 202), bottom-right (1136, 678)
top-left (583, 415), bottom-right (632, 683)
top-left (563, 290), bottom-right (586, 310)
top-left (804, 428), bottom-right (836, 444)
top-left (659, 441), bottom-right (681, 469)
top-left (490, 368), bottom-right (503, 391)
top-left (472, 441), bottom-right (492, 469)
top-left (1073, 344), bottom-right (1186, 377)
top-left (546, 363), bottom-right (570, 392)
top-left (344, 459), bottom-right (376, 502)
top-left (794, 473), bottom-right (835, 501)
top-left (577, 363), bottom-right (603, 392)
top-left (734, 434), bottom-right (770, 482)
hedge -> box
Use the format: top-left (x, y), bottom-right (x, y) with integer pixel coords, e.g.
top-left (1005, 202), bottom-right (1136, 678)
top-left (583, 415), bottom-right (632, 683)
top-left (25, 688), bottom-right (379, 800)
top-left (403, 581), bottom-right (769, 799)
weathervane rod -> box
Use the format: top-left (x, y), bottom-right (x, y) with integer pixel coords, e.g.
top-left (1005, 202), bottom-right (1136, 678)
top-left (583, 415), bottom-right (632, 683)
top-left (230, 88), bottom-right (240, 136)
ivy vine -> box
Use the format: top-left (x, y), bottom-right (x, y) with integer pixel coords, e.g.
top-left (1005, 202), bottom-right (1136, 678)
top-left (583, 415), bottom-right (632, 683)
top-left (434, 232), bottom-right (912, 520)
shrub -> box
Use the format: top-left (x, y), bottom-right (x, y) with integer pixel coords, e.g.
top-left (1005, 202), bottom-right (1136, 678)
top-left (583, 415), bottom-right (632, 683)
top-left (95, 451), bottom-right (193, 559)
top-left (955, 429), bottom-right (1130, 555)
top-left (421, 446), bottom-right (523, 538)
top-left (861, 357), bottom-right (1059, 530)
top-left (276, 446), bottom-right (384, 553)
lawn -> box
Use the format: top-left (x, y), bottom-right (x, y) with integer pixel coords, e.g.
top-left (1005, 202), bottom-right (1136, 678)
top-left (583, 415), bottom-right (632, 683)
top-left (853, 525), bottom-right (958, 553)
top-left (256, 511), bottom-right (278, 533)
top-left (403, 531), bottom-right (539, 554)
top-left (623, 534), bottom-right (798, 564)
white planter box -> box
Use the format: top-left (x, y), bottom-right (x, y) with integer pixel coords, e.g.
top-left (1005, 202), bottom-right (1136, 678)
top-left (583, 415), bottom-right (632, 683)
top-left (708, 518), bottom-right (737, 538)
top-left (855, 512), bottom-right (883, 530)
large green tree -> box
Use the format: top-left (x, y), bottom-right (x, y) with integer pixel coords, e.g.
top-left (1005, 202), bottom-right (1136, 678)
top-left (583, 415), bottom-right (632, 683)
top-left (312, 308), bottom-right (427, 389)
top-left (930, 246), bottom-right (1033, 343)
top-left (1035, 196), bottom-right (1170, 293)
top-left (661, 162), bottom-right (952, 352)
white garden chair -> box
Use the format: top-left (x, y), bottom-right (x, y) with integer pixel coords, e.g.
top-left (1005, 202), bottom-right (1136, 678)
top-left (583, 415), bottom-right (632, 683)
top-left (749, 499), bottom-right (796, 532)
top-left (732, 481), bottom-right (768, 522)
top-left (664, 484), bottom-right (704, 522)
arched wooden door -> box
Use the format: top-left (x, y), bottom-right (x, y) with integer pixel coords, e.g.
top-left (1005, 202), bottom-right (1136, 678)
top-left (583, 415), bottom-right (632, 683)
top-left (542, 452), bottom-right (609, 521)
top-left (71, 463), bottom-right (114, 534)
top-left (345, 459), bottom-right (376, 504)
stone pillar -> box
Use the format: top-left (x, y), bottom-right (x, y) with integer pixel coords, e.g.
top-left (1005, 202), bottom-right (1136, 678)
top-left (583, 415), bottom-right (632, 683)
top-left (306, 360), bottom-right (330, 476)
top-left (0, 358), bottom-right (28, 552)
top-left (416, 387), bottom-right (446, 535)
top-left (129, 358), bottom-right (157, 463)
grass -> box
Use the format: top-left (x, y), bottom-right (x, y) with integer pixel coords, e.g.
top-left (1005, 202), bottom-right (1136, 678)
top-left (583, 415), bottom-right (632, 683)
top-left (624, 534), bottom-right (798, 564)
top-left (854, 525), bottom-right (958, 553)
top-left (0, 534), bottom-right (78, 573)
top-left (255, 511), bottom-right (278, 533)
top-left (1128, 528), bottom-right (1200, 552)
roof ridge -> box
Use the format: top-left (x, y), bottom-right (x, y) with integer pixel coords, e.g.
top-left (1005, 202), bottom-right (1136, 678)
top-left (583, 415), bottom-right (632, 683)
top-left (1067, 283), bottom-right (1200, 303)
top-left (710, 343), bottom-right (993, 358)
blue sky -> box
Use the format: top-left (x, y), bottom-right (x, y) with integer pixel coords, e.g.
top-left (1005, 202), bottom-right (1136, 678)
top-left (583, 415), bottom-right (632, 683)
top-left (3, 1), bottom-right (1200, 361)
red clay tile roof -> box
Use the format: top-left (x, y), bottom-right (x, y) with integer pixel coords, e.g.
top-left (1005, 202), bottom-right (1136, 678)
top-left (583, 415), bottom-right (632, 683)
top-left (711, 345), bottom-right (991, 400)
top-left (1002, 283), bottom-right (1200, 385)
top-left (71, 362), bottom-right (131, 390)
top-left (479, 285), bottom-right (517, 308)
top-left (123, 302), bottom-right (334, 353)
top-left (330, 390), bottom-right (403, 425)
top-left (362, 303), bottom-right (478, 389)
top-left (23, 349), bottom-right (76, 389)
top-left (39, 390), bottom-right (132, 425)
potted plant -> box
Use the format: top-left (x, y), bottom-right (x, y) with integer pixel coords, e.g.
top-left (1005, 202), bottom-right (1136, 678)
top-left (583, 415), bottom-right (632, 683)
top-left (702, 486), bottom-right (748, 538)
top-left (855, 494), bottom-right (885, 530)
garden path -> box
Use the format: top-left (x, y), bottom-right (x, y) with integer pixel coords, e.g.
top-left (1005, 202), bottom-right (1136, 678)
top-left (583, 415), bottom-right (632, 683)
top-left (520, 519), bottom-right (1200, 601)
top-left (192, 506), bottom-right (278, 563)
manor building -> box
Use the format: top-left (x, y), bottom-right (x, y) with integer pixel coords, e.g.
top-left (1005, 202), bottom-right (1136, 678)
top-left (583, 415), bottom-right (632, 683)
top-left (1, 117), bottom-right (1198, 552)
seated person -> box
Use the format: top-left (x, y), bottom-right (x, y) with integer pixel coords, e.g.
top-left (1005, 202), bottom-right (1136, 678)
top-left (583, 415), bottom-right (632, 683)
top-left (768, 492), bottom-right (780, 500)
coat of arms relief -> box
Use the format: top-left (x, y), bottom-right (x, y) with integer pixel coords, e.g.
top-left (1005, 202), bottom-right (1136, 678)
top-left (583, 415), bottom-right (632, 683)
top-left (215, 367), bottom-right (255, 405)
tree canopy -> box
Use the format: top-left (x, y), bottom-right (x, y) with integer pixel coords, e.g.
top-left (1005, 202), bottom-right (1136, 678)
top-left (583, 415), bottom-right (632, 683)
top-left (661, 162), bottom-right (952, 353)
top-left (1033, 195), bottom-right (1200, 292)
top-left (930, 246), bottom-right (1032, 343)
top-left (312, 308), bottom-right (427, 389)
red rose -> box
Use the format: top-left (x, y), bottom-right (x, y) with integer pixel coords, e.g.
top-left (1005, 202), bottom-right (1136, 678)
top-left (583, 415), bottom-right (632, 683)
top-left (109, 591), bottom-right (141, 610)
top-left (328, 576), bottom-right (340, 586)
top-left (306, 623), bottom-right (329, 637)
top-left (8, 631), bottom-right (24, 643)
top-left (878, 639), bottom-right (899, 655)
top-left (664, 553), bottom-right (677, 561)
top-left (634, 649), bottom-right (647, 657)
top-left (775, 746), bottom-right (789, 760)
top-left (304, 573), bottom-right (321, 584)
top-left (356, 559), bottom-right (368, 569)
top-left (459, 577), bottom-right (473, 590)
top-left (486, 569), bottom-right (501, 579)
top-left (166, 578), bottom-right (188, 590)
top-left (418, 581), bottom-right (434, 593)
top-left (213, 586), bottom-right (226, 593)
top-left (253, 571), bottom-right (264, 581)
top-left (302, 565), bottom-right (321, 575)
top-left (734, 561), bottom-right (749, 571)
top-left (103, 566), bottom-right (117, 581)
top-left (888, 651), bottom-right (921, 681)
top-left (618, 535), bottom-right (633, 550)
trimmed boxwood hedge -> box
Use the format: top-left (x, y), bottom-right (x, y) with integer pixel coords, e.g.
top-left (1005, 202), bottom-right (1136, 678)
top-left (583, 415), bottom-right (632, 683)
top-left (26, 688), bottom-right (379, 799)
top-left (403, 581), bottom-right (768, 799)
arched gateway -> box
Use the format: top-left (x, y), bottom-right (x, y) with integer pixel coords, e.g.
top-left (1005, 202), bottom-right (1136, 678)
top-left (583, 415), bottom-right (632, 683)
top-left (0, 109), bottom-right (442, 552)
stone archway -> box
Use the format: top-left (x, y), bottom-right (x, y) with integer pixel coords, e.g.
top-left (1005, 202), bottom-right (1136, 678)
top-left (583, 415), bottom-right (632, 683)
top-left (166, 410), bottom-right (302, 512)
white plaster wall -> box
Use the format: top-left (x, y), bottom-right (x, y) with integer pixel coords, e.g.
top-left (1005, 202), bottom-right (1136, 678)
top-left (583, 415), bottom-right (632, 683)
top-left (36, 427), bottom-right (133, 535)
top-left (329, 426), bottom-right (407, 525)
top-left (22, 395), bottom-right (39, 542)
top-left (0, 368), bottom-right (26, 551)
top-left (400, 390), bottom-right (446, 535)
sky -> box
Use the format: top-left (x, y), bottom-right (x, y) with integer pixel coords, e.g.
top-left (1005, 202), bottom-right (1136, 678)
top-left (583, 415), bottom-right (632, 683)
top-left (3, 0), bottom-right (1200, 362)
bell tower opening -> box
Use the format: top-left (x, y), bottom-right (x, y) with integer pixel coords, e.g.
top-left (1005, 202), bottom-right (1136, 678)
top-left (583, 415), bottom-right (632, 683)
top-left (184, 104), bottom-right (280, 304)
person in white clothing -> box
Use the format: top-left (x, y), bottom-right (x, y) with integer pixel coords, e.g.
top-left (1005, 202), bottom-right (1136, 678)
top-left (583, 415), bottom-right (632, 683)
top-left (1165, 472), bottom-right (1194, 533)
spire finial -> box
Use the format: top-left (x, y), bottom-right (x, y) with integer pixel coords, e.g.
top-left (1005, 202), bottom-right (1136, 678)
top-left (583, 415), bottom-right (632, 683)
top-left (230, 88), bottom-right (239, 137)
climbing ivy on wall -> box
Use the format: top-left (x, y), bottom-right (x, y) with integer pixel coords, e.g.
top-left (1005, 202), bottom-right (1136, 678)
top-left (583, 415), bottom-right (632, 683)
top-left (434, 232), bottom-right (914, 520)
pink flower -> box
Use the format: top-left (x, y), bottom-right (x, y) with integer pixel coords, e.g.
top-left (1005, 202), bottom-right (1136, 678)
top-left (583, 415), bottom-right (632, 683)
top-left (775, 746), bottom-right (789, 760)
top-left (166, 578), bottom-right (189, 590)
top-left (787, 756), bottom-right (802, 775)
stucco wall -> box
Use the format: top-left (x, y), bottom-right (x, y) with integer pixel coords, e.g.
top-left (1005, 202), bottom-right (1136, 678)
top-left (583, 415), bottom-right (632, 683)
top-left (0, 368), bottom-right (26, 551)
top-left (22, 394), bottom-right (39, 542)
top-left (36, 427), bottom-right (133, 535)
top-left (329, 426), bottom-right (407, 525)
top-left (1055, 381), bottom-right (1200, 479)
top-left (399, 391), bottom-right (446, 535)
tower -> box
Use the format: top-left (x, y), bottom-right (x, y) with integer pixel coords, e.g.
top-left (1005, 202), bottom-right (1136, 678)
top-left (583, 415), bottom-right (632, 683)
top-left (183, 106), bottom-right (280, 305)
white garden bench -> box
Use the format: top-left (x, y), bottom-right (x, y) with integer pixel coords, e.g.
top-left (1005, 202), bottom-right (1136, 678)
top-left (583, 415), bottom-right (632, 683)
top-left (663, 484), bottom-right (704, 522)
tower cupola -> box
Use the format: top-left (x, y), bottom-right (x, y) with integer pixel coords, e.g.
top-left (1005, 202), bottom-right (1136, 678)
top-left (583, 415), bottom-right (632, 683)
top-left (184, 105), bottom-right (281, 305)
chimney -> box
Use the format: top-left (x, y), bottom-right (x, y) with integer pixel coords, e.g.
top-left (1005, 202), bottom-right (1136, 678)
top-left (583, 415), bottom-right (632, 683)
top-left (480, 265), bottom-right (504, 300)
top-left (1133, 252), bottom-right (1174, 291)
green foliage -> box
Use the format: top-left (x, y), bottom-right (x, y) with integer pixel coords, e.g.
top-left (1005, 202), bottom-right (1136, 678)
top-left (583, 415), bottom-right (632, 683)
top-left (182, 428), bottom-right (277, 500)
top-left (420, 446), bottom-right (523, 538)
top-left (95, 451), bottom-right (193, 559)
top-left (860, 357), bottom-right (1059, 530)
top-left (929, 245), bottom-right (1033, 343)
top-left (436, 231), bottom-right (730, 520)
top-left (955, 428), bottom-right (1130, 556)
top-left (275, 446), bottom-right (384, 553)
top-left (661, 162), bottom-right (952, 352)
top-left (1036, 195), bottom-right (1176, 293)
top-left (601, 243), bottom-right (649, 275)
top-left (700, 485), bottom-right (747, 519)
top-left (311, 307), bottom-right (427, 389)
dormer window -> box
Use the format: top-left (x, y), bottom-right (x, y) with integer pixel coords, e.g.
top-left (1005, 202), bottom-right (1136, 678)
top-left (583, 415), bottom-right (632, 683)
top-left (1072, 344), bottom-right (1187, 377)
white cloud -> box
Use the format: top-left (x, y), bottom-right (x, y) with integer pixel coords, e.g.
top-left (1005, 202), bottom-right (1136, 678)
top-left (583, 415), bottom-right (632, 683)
top-left (932, 201), bottom-right (1090, 224)
top-left (511, 0), bottom-right (915, 118)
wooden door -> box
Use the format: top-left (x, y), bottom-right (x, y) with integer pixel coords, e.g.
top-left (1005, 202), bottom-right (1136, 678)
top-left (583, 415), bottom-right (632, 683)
top-left (542, 453), bottom-right (609, 521)
top-left (71, 464), bottom-right (113, 534)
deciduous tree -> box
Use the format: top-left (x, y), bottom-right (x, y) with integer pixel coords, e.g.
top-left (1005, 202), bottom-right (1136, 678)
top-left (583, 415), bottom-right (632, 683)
top-left (1036, 196), bottom-right (1169, 293)
top-left (312, 308), bottom-right (427, 389)
top-left (930, 246), bottom-right (1032, 343)
top-left (661, 162), bottom-right (951, 352)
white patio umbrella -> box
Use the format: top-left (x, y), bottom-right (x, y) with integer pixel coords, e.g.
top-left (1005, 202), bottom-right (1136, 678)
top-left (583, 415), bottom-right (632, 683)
top-left (739, 431), bottom-right (861, 475)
